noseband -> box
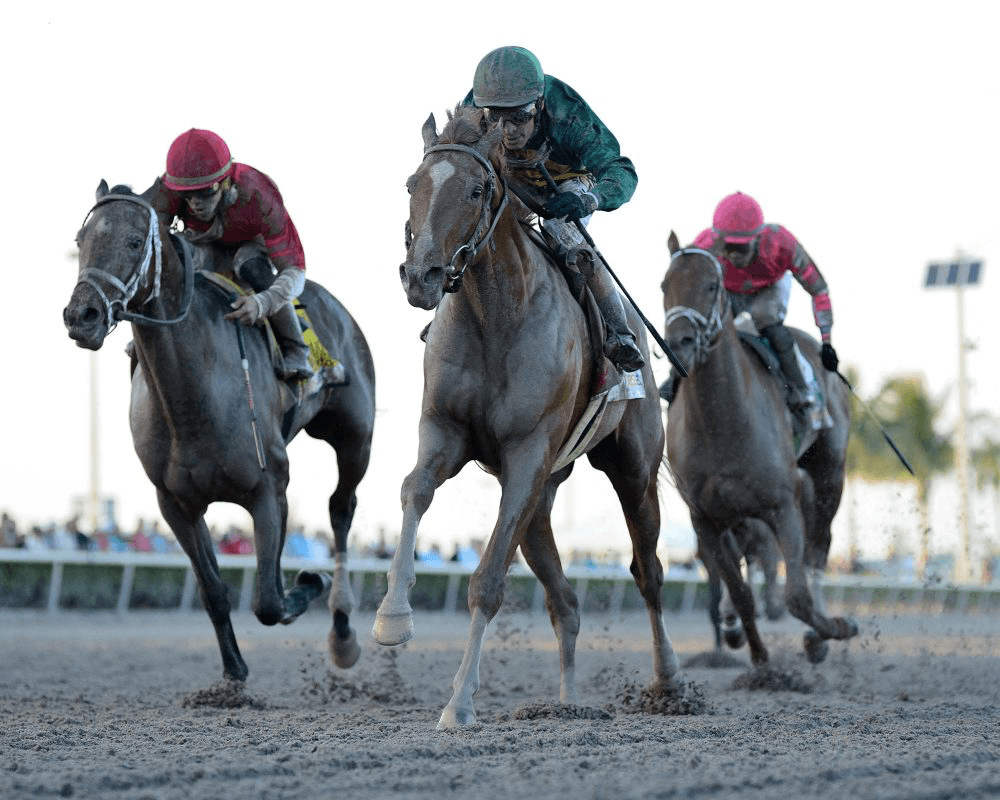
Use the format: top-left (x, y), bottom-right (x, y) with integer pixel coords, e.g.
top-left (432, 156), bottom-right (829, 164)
top-left (418, 143), bottom-right (509, 293)
top-left (663, 247), bottom-right (729, 368)
top-left (76, 193), bottom-right (193, 328)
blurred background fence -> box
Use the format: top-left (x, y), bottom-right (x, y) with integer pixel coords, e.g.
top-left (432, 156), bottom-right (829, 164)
top-left (3, 549), bottom-right (1000, 616)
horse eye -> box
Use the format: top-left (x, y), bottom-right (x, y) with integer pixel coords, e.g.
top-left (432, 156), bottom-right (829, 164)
top-left (405, 175), bottom-right (417, 195)
top-left (471, 185), bottom-right (483, 199)
top-left (127, 236), bottom-right (143, 251)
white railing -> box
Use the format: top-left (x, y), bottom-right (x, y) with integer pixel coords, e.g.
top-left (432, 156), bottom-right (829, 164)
top-left (2, 548), bottom-right (999, 615)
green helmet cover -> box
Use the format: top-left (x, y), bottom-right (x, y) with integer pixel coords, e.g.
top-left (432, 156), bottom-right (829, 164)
top-left (472, 46), bottom-right (544, 108)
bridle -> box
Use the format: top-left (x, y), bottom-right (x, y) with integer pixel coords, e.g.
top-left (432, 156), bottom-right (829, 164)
top-left (413, 143), bottom-right (509, 293)
top-left (663, 247), bottom-right (730, 369)
top-left (76, 193), bottom-right (194, 329)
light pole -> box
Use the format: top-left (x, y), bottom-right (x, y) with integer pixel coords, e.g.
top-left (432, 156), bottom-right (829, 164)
top-left (924, 255), bottom-right (983, 582)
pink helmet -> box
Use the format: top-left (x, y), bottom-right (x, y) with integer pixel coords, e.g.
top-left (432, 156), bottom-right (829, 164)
top-left (712, 192), bottom-right (764, 244)
top-left (162, 128), bottom-right (235, 191)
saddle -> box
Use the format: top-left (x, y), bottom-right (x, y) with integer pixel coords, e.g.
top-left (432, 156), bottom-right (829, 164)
top-left (521, 221), bottom-right (621, 396)
top-left (734, 314), bottom-right (832, 456)
top-left (520, 221), bottom-right (646, 472)
top-left (194, 269), bottom-right (345, 441)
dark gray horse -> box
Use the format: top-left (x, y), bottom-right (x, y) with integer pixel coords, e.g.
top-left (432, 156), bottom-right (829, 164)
top-left (662, 232), bottom-right (856, 665)
top-left (63, 181), bottom-right (375, 683)
top-left (373, 107), bottom-right (680, 728)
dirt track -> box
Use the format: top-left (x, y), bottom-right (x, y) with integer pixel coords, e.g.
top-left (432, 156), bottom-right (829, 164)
top-left (1, 606), bottom-right (998, 799)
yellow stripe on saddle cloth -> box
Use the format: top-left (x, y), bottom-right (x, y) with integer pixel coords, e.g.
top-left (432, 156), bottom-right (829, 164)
top-left (296, 304), bottom-right (338, 370)
top-left (197, 271), bottom-right (340, 373)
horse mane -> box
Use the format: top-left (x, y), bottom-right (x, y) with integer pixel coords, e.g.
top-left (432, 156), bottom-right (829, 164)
top-left (438, 105), bottom-right (506, 173)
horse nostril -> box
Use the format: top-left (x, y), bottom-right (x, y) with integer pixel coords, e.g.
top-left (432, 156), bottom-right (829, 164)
top-left (423, 267), bottom-right (442, 287)
top-left (82, 307), bottom-right (101, 326)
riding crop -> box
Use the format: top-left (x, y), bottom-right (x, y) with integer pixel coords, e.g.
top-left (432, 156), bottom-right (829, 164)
top-left (837, 371), bottom-right (915, 476)
top-left (230, 293), bottom-right (267, 471)
top-left (535, 161), bottom-right (687, 377)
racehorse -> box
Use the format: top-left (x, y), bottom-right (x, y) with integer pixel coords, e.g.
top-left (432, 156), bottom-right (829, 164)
top-left (661, 232), bottom-right (857, 665)
top-left (373, 107), bottom-right (680, 728)
top-left (63, 181), bottom-right (375, 683)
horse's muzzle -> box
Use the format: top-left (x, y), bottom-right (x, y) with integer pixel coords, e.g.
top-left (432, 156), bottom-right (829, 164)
top-left (399, 263), bottom-right (446, 310)
top-left (63, 296), bottom-right (109, 350)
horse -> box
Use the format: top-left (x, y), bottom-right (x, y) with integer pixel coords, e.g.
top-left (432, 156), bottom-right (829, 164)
top-left (701, 520), bottom-right (785, 660)
top-left (63, 181), bottom-right (376, 683)
top-left (373, 107), bottom-right (681, 728)
top-left (661, 232), bottom-right (857, 665)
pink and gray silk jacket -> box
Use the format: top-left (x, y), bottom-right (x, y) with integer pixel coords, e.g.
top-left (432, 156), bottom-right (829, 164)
top-left (156, 163), bottom-right (305, 272)
top-left (693, 223), bottom-right (833, 341)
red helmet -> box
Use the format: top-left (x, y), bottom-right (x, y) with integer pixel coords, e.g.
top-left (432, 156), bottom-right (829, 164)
top-left (162, 128), bottom-right (235, 191)
top-left (712, 191), bottom-right (764, 244)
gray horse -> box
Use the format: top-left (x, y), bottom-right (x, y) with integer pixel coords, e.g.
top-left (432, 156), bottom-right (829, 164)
top-left (373, 107), bottom-right (680, 728)
top-left (63, 181), bottom-right (375, 683)
top-left (662, 233), bottom-right (857, 665)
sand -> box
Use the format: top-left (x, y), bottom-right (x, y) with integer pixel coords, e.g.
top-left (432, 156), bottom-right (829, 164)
top-left (1, 606), bottom-right (998, 799)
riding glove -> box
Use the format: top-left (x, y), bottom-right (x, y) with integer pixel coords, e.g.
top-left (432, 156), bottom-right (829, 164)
top-left (542, 190), bottom-right (598, 221)
top-left (821, 343), bottom-right (839, 372)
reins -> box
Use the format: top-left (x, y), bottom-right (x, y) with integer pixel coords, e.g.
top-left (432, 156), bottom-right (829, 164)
top-left (76, 193), bottom-right (194, 329)
top-left (663, 247), bottom-right (729, 368)
top-left (421, 143), bottom-right (509, 292)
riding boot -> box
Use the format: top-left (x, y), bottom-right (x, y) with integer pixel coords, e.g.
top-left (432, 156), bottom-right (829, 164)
top-left (760, 323), bottom-right (810, 415)
top-left (269, 302), bottom-right (314, 381)
top-left (586, 263), bottom-right (644, 373)
top-left (658, 368), bottom-right (682, 405)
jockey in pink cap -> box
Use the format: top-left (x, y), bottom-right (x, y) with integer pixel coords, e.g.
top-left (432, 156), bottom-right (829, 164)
top-left (660, 191), bottom-right (838, 421)
top-left (152, 128), bottom-right (313, 381)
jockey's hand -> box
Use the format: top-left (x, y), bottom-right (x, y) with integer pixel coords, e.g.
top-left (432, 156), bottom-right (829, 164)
top-left (541, 191), bottom-right (597, 221)
top-left (821, 343), bottom-right (839, 372)
top-left (225, 293), bottom-right (268, 326)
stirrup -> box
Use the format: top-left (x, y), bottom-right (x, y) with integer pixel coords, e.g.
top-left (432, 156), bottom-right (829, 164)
top-left (278, 345), bottom-right (313, 382)
top-left (605, 333), bottom-right (644, 373)
top-left (565, 245), bottom-right (596, 276)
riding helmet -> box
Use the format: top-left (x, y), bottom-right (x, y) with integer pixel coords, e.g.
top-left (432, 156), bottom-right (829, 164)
top-left (162, 129), bottom-right (235, 192)
top-left (712, 192), bottom-right (765, 244)
top-left (472, 46), bottom-right (545, 108)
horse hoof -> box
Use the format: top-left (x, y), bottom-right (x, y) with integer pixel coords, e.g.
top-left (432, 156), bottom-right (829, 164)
top-left (437, 704), bottom-right (476, 729)
top-left (765, 603), bottom-right (786, 622)
top-left (839, 616), bottom-right (860, 638)
top-left (296, 570), bottom-right (332, 599)
top-left (329, 628), bottom-right (361, 669)
top-left (804, 630), bottom-right (829, 663)
top-left (723, 627), bottom-right (746, 650)
top-left (372, 612), bottom-right (414, 646)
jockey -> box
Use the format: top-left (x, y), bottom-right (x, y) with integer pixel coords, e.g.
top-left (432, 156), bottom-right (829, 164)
top-left (464, 45), bottom-right (644, 373)
top-left (660, 191), bottom-right (839, 417)
top-left (152, 128), bottom-right (313, 381)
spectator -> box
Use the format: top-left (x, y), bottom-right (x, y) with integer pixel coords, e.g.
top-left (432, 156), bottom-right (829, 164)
top-left (130, 519), bottom-right (154, 553)
top-left (1, 512), bottom-right (18, 548)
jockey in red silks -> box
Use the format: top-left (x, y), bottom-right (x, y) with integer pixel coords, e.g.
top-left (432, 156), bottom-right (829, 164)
top-left (660, 191), bottom-right (839, 419)
top-left (152, 128), bottom-right (312, 381)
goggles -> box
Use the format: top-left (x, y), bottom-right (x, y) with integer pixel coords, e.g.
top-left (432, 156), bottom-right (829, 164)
top-left (484, 103), bottom-right (537, 126)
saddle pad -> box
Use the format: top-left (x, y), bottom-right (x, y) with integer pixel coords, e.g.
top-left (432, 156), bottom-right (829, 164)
top-left (550, 370), bottom-right (646, 473)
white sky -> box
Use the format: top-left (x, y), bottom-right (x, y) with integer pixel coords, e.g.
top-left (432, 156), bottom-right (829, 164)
top-left (3, 1), bottom-right (998, 565)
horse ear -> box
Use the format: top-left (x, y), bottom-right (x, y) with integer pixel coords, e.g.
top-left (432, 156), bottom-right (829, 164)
top-left (422, 113), bottom-right (438, 150)
top-left (96, 179), bottom-right (109, 200)
top-left (141, 177), bottom-right (162, 203)
top-left (667, 230), bottom-right (680, 255)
